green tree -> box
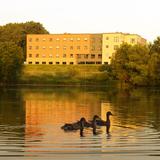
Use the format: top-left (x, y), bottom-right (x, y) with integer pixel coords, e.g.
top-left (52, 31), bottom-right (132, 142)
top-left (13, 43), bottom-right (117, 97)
top-left (148, 37), bottom-right (160, 85)
top-left (0, 42), bottom-right (23, 84)
top-left (0, 21), bottom-right (49, 60)
top-left (111, 43), bottom-right (149, 86)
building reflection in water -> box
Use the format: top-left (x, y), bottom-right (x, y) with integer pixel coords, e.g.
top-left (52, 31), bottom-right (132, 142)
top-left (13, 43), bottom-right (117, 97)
top-left (24, 91), bottom-right (103, 140)
top-left (24, 90), bottom-right (146, 155)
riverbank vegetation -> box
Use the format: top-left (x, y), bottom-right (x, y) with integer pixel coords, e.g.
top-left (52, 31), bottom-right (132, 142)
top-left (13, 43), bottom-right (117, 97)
top-left (111, 37), bottom-right (160, 86)
top-left (19, 65), bottom-right (114, 85)
top-left (0, 21), bottom-right (49, 85)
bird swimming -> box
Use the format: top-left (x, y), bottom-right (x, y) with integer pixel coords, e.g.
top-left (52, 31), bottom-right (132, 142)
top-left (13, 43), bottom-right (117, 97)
top-left (80, 117), bottom-right (86, 137)
top-left (61, 117), bottom-right (90, 131)
top-left (95, 111), bottom-right (113, 134)
top-left (80, 115), bottom-right (101, 136)
top-left (92, 115), bottom-right (101, 135)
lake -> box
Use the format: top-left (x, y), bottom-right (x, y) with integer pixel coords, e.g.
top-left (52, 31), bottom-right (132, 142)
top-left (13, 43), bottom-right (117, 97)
top-left (0, 86), bottom-right (160, 160)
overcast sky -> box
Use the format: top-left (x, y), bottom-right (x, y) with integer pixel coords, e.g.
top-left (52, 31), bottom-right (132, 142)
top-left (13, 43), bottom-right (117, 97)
top-left (0, 0), bottom-right (160, 42)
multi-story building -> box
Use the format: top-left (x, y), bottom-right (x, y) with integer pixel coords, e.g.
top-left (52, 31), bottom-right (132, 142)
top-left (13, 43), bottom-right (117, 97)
top-left (102, 33), bottom-right (146, 64)
top-left (26, 32), bottom-right (146, 65)
top-left (26, 34), bottom-right (102, 65)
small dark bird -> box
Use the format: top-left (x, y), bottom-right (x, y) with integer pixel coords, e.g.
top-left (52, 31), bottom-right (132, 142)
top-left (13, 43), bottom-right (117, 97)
top-left (92, 115), bottom-right (101, 135)
top-left (96, 111), bottom-right (113, 134)
top-left (80, 117), bottom-right (86, 137)
top-left (61, 117), bottom-right (90, 131)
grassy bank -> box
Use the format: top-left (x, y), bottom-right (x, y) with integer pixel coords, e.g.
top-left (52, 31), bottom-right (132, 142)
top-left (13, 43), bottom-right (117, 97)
top-left (19, 65), bottom-right (113, 85)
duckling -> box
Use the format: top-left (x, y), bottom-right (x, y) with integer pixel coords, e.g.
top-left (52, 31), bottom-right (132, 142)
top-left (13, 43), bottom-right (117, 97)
top-left (96, 111), bottom-right (113, 134)
top-left (92, 115), bottom-right (100, 135)
top-left (61, 117), bottom-right (90, 131)
top-left (80, 117), bottom-right (86, 137)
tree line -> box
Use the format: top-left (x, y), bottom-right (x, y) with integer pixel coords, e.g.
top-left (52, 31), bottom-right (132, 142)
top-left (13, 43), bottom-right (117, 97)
top-left (0, 21), bottom-right (48, 84)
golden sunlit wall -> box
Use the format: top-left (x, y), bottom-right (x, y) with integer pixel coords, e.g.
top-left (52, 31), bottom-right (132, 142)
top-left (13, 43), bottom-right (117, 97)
top-left (102, 33), bottom-right (147, 64)
top-left (26, 34), bottom-right (102, 65)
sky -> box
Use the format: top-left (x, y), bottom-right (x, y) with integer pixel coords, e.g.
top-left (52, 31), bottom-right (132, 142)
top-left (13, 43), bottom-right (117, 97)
top-left (0, 0), bottom-right (160, 42)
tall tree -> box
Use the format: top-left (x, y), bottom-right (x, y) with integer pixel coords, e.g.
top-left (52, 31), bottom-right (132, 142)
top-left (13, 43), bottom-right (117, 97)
top-left (0, 42), bottom-right (23, 84)
top-left (0, 21), bottom-right (49, 60)
top-left (148, 37), bottom-right (160, 85)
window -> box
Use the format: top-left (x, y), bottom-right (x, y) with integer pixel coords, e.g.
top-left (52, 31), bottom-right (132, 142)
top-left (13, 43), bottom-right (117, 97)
top-left (106, 37), bottom-right (109, 40)
top-left (70, 46), bottom-right (73, 50)
top-left (63, 38), bottom-right (67, 41)
top-left (29, 54), bottom-right (32, 58)
top-left (56, 38), bottom-right (60, 41)
top-left (77, 54), bottom-right (81, 58)
top-left (56, 54), bottom-right (59, 58)
top-left (91, 46), bottom-right (95, 51)
top-left (63, 46), bottom-right (66, 50)
top-left (36, 46), bottom-right (39, 50)
top-left (42, 46), bottom-right (46, 49)
top-left (63, 62), bottom-right (66, 64)
top-left (42, 54), bottom-right (46, 58)
top-left (96, 62), bottom-right (101, 64)
top-left (56, 62), bottom-right (60, 64)
top-left (49, 62), bottom-right (53, 64)
top-left (84, 54), bottom-right (89, 59)
top-left (29, 46), bottom-right (32, 50)
top-left (42, 62), bottom-right (46, 64)
top-left (84, 46), bottom-right (88, 50)
top-left (106, 45), bottom-right (109, 48)
top-left (114, 45), bottom-right (119, 50)
top-left (28, 62), bottom-right (32, 64)
top-left (91, 54), bottom-right (95, 59)
top-left (35, 54), bottom-right (39, 58)
top-left (49, 46), bottom-right (53, 49)
top-left (43, 38), bottom-right (46, 41)
top-left (56, 46), bottom-right (60, 49)
top-left (84, 38), bottom-right (88, 41)
top-left (49, 38), bottom-right (53, 41)
top-left (70, 38), bottom-right (73, 41)
top-left (98, 54), bottom-right (102, 58)
top-left (36, 38), bottom-right (39, 42)
top-left (104, 62), bottom-right (108, 64)
top-left (86, 62), bottom-right (95, 64)
top-left (77, 38), bottom-right (80, 41)
top-left (29, 38), bottom-right (32, 42)
top-left (35, 62), bottom-right (39, 64)
top-left (49, 54), bottom-right (53, 58)
top-left (63, 54), bottom-right (66, 58)
top-left (70, 54), bottom-right (73, 58)
top-left (77, 46), bottom-right (80, 50)
top-left (109, 56), bottom-right (111, 59)
top-left (114, 37), bottom-right (119, 42)
top-left (70, 62), bottom-right (74, 64)
top-left (78, 62), bottom-right (85, 64)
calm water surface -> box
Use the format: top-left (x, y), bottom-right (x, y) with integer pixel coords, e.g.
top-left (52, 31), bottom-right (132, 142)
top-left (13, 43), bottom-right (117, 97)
top-left (0, 87), bottom-right (160, 160)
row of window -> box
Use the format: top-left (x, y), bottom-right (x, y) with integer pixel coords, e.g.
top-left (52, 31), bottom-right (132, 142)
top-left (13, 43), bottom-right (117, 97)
top-left (28, 45), bottom-right (89, 50)
top-left (105, 45), bottom-right (119, 50)
top-left (28, 54), bottom-right (102, 59)
top-left (27, 61), bottom-right (102, 65)
top-left (105, 37), bottom-right (136, 44)
top-left (28, 37), bottom-right (88, 42)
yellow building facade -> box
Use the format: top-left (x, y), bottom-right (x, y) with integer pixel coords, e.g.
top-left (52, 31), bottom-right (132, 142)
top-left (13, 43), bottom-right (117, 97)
top-left (102, 33), bottom-right (146, 64)
top-left (26, 34), bottom-right (102, 65)
top-left (26, 33), bottom-right (146, 65)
